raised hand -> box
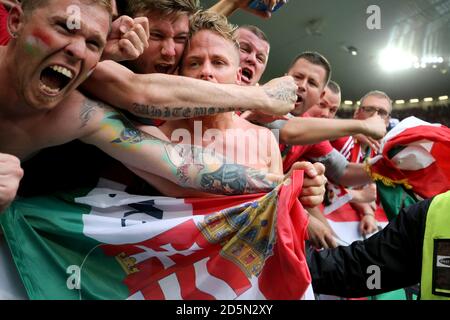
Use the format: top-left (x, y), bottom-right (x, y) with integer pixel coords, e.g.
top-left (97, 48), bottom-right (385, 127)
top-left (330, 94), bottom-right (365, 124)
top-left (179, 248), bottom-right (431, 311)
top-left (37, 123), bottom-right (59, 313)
top-left (361, 114), bottom-right (387, 140)
top-left (102, 16), bottom-right (149, 62)
top-left (228, 0), bottom-right (287, 18)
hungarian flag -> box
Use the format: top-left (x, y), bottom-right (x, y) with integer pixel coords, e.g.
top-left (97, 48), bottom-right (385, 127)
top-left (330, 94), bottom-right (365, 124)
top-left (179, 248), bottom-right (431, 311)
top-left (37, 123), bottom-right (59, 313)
top-left (0, 172), bottom-right (311, 300)
top-left (369, 116), bottom-right (450, 199)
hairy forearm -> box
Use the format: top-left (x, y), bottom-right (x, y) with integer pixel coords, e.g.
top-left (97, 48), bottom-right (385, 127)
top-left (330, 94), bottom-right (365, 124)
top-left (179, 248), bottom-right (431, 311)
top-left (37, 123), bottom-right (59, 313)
top-left (280, 118), bottom-right (370, 145)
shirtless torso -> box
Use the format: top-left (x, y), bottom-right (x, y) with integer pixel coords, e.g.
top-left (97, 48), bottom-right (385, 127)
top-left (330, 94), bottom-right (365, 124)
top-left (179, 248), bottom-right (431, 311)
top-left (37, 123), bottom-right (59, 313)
top-left (129, 112), bottom-right (283, 198)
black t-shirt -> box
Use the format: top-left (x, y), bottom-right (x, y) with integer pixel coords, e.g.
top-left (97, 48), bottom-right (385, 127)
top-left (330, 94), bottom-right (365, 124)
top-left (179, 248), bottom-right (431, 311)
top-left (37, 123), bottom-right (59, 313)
top-left (308, 197), bottom-right (432, 297)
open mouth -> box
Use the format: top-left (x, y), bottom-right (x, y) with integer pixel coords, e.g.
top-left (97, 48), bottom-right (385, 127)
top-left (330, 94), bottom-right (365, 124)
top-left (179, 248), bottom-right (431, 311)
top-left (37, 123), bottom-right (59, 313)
top-left (241, 67), bottom-right (253, 84)
top-left (39, 65), bottom-right (73, 96)
top-left (155, 64), bottom-right (173, 74)
top-left (296, 95), bottom-right (304, 104)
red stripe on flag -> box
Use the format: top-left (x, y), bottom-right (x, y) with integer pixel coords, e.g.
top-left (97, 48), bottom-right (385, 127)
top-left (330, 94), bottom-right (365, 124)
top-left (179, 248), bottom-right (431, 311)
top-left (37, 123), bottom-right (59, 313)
top-left (141, 282), bottom-right (165, 300)
top-left (185, 194), bottom-right (263, 215)
top-left (259, 171), bottom-right (311, 300)
top-left (206, 254), bottom-right (252, 296)
top-left (177, 266), bottom-right (215, 300)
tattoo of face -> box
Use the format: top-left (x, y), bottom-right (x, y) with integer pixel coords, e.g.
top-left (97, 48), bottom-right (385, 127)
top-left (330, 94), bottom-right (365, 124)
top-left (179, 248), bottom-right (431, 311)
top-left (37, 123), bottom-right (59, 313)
top-left (200, 165), bottom-right (276, 195)
top-left (132, 103), bottom-right (235, 119)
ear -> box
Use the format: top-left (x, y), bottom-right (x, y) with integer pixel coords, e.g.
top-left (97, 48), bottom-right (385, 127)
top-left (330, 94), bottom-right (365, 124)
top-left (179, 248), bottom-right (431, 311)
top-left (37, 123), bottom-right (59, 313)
top-left (8, 5), bottom-right (25, 38)
top-left (236, 67), bottom-right (242, 85)
top-left (320, 89), bottom-right (326, 99)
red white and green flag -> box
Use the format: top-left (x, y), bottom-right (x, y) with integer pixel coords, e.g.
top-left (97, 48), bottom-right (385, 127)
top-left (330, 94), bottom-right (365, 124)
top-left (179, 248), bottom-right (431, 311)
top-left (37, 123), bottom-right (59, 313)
top-left (0, 172), bottom-right (311, 300)
top-left (369, 116), bottom-right (450, 200)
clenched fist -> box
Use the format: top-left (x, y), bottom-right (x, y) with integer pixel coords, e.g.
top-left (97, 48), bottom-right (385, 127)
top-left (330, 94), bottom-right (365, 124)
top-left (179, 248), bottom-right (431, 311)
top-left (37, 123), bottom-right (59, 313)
top-left (0, 153), bottom-right (23, 214)
top-left (287, 161), bottom-right (327, 208)
top-left (260, 76), bottom-right (297, 116)
top-left (102, 16), bottom-right (150, 62)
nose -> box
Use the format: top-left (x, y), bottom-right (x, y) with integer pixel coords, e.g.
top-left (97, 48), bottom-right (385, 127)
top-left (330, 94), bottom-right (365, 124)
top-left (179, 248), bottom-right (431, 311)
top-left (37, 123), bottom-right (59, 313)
top-left (161, 38), bottom-right (176, 58)
top-left (199, 62), bottom-right (214, 81)
top-left (64, 37), bottom-right (87, 60)
top-left (296, 78), bottom-right (307, 92)
top-left (245, 51), bottom-right (257, 66)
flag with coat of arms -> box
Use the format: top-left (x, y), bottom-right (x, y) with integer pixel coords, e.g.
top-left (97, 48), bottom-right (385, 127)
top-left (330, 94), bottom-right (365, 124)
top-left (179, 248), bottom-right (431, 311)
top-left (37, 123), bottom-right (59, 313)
top-left (0, 171), bottom-right (312, 300)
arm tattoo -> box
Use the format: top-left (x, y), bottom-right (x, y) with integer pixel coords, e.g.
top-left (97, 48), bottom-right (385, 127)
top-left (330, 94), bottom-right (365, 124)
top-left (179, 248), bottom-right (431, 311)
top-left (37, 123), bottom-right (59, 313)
top-left (132, 103), bottom-right (236, 119)
top-left (199, 165), bottom-right (278, 195)
top-left (80, 98), bottom-right (113, 128)
top-left (262, 83), bottom-right (297, 104)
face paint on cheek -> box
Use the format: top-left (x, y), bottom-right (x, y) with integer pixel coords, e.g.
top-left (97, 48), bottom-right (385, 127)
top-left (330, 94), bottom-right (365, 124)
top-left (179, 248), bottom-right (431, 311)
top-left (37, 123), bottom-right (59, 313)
top-left (24, 30), bottom-right (52, 57)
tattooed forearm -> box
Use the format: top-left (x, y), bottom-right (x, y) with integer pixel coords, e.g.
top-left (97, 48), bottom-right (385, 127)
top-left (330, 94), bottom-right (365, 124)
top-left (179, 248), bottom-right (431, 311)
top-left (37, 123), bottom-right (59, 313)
top-left (262, 82), bottom-right (297, 104)
top-left (198, 165), bottom-right (278, 195)
top-left (132, 103), bottom-right (237, 119)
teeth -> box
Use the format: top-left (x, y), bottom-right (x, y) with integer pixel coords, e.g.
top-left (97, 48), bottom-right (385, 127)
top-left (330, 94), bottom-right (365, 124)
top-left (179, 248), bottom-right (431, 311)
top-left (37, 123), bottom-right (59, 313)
top-left (50, 65), bottom-right (73, 79)
top-left (40, 82), bottom-right (60, 94)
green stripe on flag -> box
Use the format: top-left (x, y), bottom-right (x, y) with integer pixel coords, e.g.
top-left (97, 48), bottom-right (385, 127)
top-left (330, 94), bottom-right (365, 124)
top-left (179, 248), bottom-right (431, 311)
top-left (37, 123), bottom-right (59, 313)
top-left (0, 190), bottom-right (130, 300)
top-left (376, 182), bottom-right (418, 221)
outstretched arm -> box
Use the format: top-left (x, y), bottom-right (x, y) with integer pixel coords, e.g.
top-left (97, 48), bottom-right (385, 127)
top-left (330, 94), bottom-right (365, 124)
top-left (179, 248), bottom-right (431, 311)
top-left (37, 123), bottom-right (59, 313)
top-left (81, 61), bottom-right (296, 120)
top-left (280, 115), bottom-right (387, 145)
top-left (79, 98), bottom-right (282, 195)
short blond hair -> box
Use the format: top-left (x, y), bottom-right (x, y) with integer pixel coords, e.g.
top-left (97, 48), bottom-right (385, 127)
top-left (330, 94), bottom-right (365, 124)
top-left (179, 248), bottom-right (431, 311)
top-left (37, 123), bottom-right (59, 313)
top-left (189, 10), bottom-right (239, 50)
top-left (126, 0), bottom-right (199, 18)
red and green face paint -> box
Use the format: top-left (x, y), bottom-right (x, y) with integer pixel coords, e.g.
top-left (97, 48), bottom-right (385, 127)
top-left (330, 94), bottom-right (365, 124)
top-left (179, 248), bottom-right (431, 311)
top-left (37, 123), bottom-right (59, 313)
top-left (24, 29), bottom-right (52, 57)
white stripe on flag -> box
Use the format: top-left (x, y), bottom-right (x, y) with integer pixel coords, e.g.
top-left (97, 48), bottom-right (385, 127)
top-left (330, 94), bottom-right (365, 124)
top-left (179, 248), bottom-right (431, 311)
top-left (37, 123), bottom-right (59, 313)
top-left (323, 192), bottom-right (353, 215)
top-left (194, 257), bottom-right (238, 300)
top-left (82, 214), bottom-right (204, 245)
top-left (383, 116), bottom-right (441, 145)
top-left (159, 273), bottom-right (183, 300)
top-left (127, 291), bottom-right (145, 300)
top-left (391, 144), bottom-right (435, 170)
top-left (235, 276), bottom-right (266, 300)
top-left (132, 243), bottom-right (202, 267)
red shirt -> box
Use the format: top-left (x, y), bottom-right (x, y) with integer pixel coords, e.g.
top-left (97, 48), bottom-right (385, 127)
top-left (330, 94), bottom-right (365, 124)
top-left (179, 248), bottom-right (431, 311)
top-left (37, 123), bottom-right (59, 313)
top-left (0, 4), bottom-right (10, 46)
top-left (280, 113), bottom-right (334, 172)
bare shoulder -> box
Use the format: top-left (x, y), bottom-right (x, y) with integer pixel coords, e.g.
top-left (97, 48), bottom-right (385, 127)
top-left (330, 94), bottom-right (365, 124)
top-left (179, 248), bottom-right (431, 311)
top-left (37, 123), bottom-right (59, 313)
top-left (234, 114), bottom-right (276, 135)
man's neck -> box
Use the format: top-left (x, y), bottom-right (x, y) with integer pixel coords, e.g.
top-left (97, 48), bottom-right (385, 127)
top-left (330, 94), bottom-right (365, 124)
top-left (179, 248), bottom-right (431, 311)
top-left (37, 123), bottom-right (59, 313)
top-left (186, 112), bottom-right (234, 132)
